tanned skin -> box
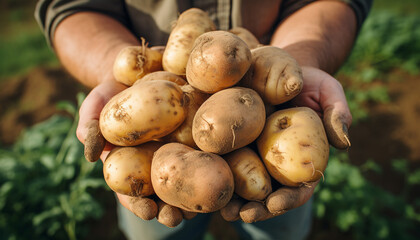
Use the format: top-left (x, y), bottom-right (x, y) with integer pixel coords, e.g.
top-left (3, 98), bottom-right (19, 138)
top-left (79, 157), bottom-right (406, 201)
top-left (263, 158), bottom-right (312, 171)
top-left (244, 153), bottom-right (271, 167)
top-left (53, 1), bottom-right (357, 223)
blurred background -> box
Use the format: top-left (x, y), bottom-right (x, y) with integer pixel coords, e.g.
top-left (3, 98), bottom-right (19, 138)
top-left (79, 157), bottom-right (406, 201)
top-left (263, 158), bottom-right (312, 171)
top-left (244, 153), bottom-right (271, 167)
top-left (1, 0), bottom-right (419, 239)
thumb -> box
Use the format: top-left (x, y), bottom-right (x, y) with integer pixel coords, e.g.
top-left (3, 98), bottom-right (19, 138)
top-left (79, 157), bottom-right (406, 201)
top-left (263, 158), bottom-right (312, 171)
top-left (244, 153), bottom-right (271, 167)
top-left (317, 72), bottom-right (352, 149)
top-left (297, 66), bottom-right (352, 149)
top-left (77, 81), bottom-right (127, 161)
top-left (323, 104), bottom-right (352, 149)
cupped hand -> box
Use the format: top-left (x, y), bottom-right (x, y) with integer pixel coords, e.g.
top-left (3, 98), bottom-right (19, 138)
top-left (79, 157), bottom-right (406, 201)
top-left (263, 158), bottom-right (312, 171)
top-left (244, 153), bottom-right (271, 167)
top-left (221, 66), bottom-right (352, 223)
top-left (221, 180), bottom-right (319, 223)
top-left (292, 66), bottom-right (352, 149)
top-left (76, 80), bottom-right (193, 227)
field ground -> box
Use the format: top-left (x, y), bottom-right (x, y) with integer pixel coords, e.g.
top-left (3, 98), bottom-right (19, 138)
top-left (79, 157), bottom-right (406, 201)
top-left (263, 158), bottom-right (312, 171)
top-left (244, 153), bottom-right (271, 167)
top-left (1, 64), bottom-right (418, 239)
top-left (1, 0), bottom-right (419, 239)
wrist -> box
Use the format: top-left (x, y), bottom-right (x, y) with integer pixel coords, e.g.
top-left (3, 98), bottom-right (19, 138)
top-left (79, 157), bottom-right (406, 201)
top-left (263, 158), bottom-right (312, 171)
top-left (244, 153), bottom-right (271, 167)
top-left (280, 44), bottom-right (322, 70)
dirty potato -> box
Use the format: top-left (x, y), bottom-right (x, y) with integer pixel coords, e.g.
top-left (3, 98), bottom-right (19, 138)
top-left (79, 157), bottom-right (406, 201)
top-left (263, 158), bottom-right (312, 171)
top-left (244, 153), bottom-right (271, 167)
top-left (192, 87), bottom-right (265, 154)
top-left (257, 107), bottom-right (329, 187)
top-left (151, 143), bottom-right (234, 213)
top-left (99, 80), bottom-right (186, 146)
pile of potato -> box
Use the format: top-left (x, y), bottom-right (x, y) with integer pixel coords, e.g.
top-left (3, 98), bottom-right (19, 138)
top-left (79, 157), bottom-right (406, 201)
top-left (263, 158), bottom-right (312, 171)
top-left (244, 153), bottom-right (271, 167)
top-left (86, 8), bottom-right (333, 227)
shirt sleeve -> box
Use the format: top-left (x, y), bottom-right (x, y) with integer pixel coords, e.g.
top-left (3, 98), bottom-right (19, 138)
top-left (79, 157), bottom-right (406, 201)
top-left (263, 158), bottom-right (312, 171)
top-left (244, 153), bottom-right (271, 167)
top-left (341, 0), bottom-right (373, 29)
top-left (35, 0), bottom-right (130, 48)
top-left (279, 0), bottom-right (373, 30)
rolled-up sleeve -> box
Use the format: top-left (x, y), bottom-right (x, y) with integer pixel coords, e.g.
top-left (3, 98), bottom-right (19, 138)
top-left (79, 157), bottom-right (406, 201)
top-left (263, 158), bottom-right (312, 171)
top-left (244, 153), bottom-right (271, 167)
top-left (341, 0), bottom-right (373, 29)
top-left (279, 0), bottom-right (373, 30)
top-left (35, 0), bottom-right (129, 48)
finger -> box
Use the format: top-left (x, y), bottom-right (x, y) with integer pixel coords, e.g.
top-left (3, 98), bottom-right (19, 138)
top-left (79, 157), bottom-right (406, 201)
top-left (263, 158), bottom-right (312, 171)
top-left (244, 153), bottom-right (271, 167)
top-left (76, 82), bottom-right (126, 144)
top-left (180, 209), bottom-right (198, 220)
top-left (128, 196), bottom-right (158, 220)
top-left (83, 119), bottom-right (106, 162)
top-left (317, 72), bottom-right (352, 149)
top-left (220, 197), bottom-right (245, 222)
top-left (76, 90), bottom-right (107, 145)
top-left (266, 181), bottom-right (318, 214)
top-left (323, 105), bottom-right (351, 149)
top-left (156, 200), bottom-right (183, 228)
top-left (239, 201), bottom-right (270, 223)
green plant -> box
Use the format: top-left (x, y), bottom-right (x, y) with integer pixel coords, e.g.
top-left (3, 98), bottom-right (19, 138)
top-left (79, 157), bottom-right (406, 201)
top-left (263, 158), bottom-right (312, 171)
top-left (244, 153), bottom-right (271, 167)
top-left (340, 11), bottom-right (420, 79)
top-left (0, 93), bottom-right (108, 240)
top-left (336, 11), bottom-right (420, 123)
top-left (313, 149), bottom-right (420, 240)
top-left (0, 30), bottom-right (58, 80)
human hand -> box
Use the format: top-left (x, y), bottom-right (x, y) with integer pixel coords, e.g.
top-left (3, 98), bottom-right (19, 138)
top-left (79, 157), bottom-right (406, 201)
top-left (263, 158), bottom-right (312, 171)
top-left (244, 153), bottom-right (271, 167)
top-left (221, 66), bottom-right (352, 223)
top-left (291, 66), bottom-right (352, 149)
top-left (76, 80), bottom-right (195, 227)
top-left (221, 180), bottom-right (318, 223)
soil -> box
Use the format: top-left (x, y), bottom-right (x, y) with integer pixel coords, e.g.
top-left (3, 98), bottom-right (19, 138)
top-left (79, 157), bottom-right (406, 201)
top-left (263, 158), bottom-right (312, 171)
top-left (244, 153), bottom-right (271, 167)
top-left (346, 70), bottom-right (420, 195)
top-left (0, 66), bottom-right (419, 239)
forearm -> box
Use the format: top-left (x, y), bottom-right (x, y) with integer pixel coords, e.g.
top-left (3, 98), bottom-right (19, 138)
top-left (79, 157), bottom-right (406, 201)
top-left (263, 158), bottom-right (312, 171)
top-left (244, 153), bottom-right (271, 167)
top-left (271, 1), bottom-right (357, 74)
top-left (53, 12), bottom-right (139, 88)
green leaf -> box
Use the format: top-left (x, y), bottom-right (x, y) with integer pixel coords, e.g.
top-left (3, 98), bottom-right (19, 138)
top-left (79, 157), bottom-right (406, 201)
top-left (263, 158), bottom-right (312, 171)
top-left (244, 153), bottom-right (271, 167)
top-left (392, 159), bottom-right (409, 174)
top-left (361, 159), bottom-right (382, 173)
top-left (56, 101), bottom-right (76, 116)
top-left (32, 206), bottom-right (63, 226)
top-left (336, 209), bottom-right (359, 231)
top-left (407, 170), bottom-right (420, 185)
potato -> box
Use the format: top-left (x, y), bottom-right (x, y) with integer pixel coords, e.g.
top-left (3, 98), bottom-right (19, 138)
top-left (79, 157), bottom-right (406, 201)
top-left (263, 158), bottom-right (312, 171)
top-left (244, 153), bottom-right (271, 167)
top-left (192, 87), bottom-right (265, 154)
top-left (103, 142), bottom-right (163, 196)
top-left (99, 80), bottom-right (186, 146)
top-left (151, 143), bottom-right (234, 213)
top-left (240, 46), bottom-right (303, 105)
top-left (163, 8), bottom-right (216, 75)
top-left (186, 31), bottom-right (252, 93)
top-left (228, 27), bottom-right (260, 49)
top-left (135, 71), bottom-right (187, 86)
top-left (161, 85), bottom-right (209, 148)
top-left (113, 40), bottom-right (163, 86)
top-left (224, 147), bottom-right (272, 201)
top-left (257, 107), bottom-right (329, 187)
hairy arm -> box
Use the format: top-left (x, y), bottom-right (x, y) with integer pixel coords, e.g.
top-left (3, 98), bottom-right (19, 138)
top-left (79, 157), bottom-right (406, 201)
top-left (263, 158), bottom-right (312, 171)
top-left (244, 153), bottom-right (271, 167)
top-left (225, 1), bottom-right (360, 224)
top-left (53, 12), bottom-right (139, 88)
top-left (271, 0), bottom-right (357, 74)
top-left (53, 11), bottom-right (140, 213)
top-left (272, 1), bottom-right (356, 148)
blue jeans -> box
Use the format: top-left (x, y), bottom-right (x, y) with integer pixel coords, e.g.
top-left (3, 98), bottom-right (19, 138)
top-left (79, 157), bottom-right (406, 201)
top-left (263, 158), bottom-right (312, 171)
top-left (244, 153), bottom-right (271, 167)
top-left (117, 197), bottom-right (313, 240)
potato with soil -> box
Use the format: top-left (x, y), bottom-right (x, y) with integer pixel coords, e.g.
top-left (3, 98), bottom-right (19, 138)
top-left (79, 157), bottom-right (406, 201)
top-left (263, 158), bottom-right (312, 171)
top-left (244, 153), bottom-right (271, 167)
top-left (240, 45), bottom-right (303, 105)
top-left (113, 40), bottom-right (163, 86)
top-left (103, 142), bottom-right (163, 196)
top-left (151, 143), bottom-right (234, 213)
top-left (163, 8), bottom-right (216, 75)
top-left (135, 71), bottom-right (187, 86)
top-left (99, 80), bottom-right (186, 146)
top-left (161, 85), bottom-right (209, 148)
top-left (228, 27), bottom-right (260, 49)
top-left (257, 107), bottom-right (329, 187)
top-left (192, 87), bottom-right (265, 155)
top-left (224, 147), bottom-right (272, 201)
top-left (186, 31), bottom-right (252, 93)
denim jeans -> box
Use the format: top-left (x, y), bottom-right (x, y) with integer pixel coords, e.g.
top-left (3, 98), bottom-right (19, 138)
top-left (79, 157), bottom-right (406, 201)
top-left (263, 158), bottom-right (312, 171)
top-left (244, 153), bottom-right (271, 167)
top-left (117, 197), bottom-right (313, 240)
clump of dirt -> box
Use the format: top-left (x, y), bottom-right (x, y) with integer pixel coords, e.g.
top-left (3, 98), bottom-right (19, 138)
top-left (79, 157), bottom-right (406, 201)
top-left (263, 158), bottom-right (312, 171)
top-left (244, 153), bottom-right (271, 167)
top-left (0, 66), bottom-right (88, 145)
